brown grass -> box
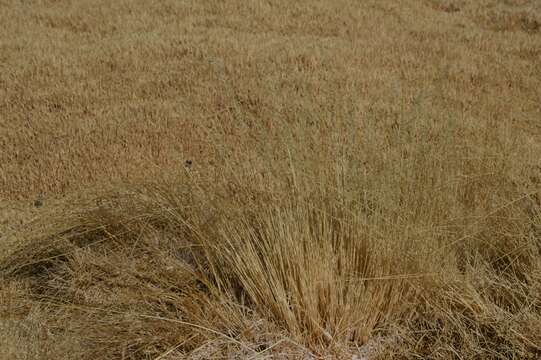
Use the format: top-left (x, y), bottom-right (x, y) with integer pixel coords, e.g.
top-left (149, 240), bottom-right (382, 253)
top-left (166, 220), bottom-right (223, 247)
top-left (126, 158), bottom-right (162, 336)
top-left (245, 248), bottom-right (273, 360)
top-left (1, 0), bottom-right (541, 358)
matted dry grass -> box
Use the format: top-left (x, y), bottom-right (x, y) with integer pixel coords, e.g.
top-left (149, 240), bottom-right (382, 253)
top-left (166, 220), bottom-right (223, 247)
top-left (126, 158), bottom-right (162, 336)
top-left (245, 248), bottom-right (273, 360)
top-left (1, 0), bottom-right (541, 358)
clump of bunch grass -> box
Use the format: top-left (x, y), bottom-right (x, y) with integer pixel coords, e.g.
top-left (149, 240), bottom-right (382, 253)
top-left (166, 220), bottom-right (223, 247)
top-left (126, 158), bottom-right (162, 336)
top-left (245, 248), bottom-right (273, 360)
top-left (2, 109), bottom-right (540, 358)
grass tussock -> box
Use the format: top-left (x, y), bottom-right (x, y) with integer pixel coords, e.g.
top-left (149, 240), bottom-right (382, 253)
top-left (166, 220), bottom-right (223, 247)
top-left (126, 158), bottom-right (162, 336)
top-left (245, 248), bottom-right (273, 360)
top-left (1, 0), bottom-right (541, 358)
top-left (3, 114), bottom-right (541, 358)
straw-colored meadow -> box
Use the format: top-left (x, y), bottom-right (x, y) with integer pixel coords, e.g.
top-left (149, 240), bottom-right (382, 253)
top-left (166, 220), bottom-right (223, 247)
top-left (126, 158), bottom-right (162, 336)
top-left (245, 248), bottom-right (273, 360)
top-left (1, 0), bottom-right (541, 358)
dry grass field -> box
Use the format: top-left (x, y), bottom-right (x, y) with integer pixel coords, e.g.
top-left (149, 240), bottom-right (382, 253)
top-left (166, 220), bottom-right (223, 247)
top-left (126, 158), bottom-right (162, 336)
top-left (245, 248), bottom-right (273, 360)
top-left (1, 0), bottom-right (541, 358)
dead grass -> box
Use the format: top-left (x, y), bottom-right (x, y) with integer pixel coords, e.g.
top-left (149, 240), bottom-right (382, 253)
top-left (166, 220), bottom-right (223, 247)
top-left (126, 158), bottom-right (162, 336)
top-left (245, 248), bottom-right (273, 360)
top-left (1, 0), bottom-right (541, 358)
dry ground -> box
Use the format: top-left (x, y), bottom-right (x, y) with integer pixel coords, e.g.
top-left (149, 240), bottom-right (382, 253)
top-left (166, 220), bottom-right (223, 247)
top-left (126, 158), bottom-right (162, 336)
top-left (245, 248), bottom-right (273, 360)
top-left (1, 0), bottom-right (541, 358)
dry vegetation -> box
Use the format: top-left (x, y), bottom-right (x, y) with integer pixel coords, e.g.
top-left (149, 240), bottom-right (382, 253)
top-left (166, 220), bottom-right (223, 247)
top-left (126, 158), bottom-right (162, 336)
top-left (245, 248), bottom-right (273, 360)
top-left (1, 0), bottom-right (541, 358)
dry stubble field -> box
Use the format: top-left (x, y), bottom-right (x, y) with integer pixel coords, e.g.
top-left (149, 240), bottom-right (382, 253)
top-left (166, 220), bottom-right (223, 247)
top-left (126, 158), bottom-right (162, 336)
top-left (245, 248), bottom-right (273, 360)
top-left (1, 0), bottom-right (541, 358)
